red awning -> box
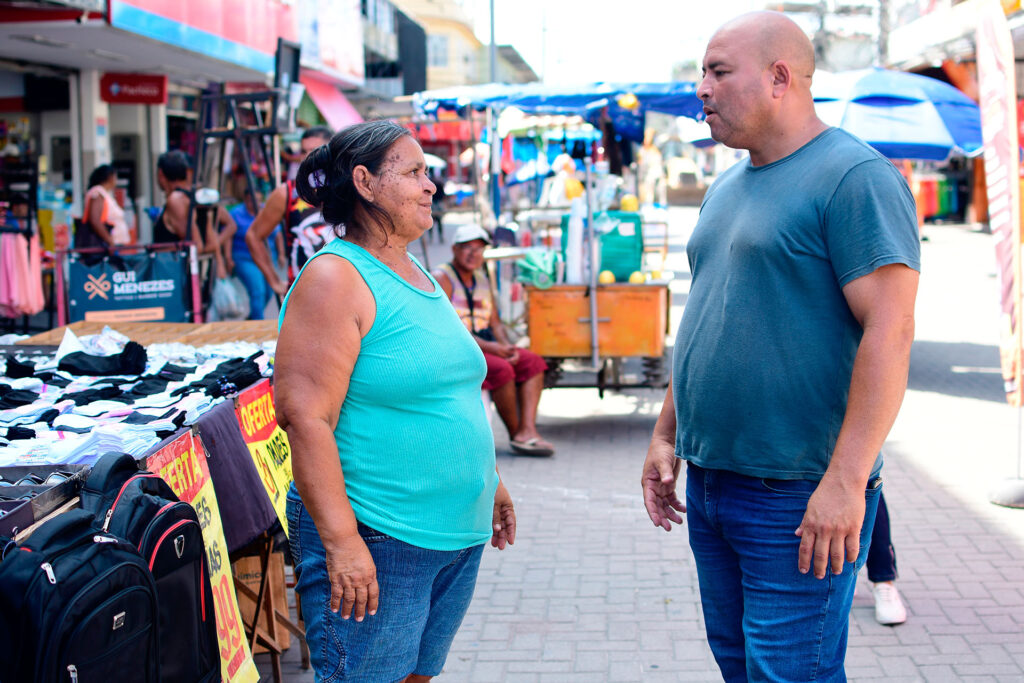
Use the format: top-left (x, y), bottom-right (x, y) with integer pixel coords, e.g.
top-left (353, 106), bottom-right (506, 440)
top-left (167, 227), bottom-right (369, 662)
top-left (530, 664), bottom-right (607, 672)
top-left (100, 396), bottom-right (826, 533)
top-left (301, 74), bottom-right (362, 131)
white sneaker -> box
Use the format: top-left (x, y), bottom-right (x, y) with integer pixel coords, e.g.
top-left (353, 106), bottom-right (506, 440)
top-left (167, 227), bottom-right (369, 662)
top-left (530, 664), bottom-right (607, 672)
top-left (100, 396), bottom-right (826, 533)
top-left (872, 581), bottom-right (907, 625)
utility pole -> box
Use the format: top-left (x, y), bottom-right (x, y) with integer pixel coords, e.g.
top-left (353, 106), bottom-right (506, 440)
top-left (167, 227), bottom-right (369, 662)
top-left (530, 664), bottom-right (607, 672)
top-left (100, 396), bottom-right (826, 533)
top-left (878, 0), bottom-right (890, 66)
top-left (489, 0), bottom-right (500, 222)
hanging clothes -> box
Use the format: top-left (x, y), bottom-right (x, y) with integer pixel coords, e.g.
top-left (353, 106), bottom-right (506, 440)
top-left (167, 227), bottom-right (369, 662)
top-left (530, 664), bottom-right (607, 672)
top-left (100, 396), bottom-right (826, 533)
top-left (0, 232), bottom-right (18, 318)
top-left (0, 232), bottom-right (44, 318)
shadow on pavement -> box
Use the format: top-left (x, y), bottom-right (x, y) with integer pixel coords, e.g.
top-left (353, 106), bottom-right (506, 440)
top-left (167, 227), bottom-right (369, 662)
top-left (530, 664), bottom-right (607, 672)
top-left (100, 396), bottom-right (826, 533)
top-left (908, 340), bottom-right (1005, 403)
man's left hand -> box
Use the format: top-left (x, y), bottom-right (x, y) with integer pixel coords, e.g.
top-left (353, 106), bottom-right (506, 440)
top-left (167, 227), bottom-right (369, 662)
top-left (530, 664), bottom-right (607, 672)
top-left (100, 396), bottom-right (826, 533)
top-left (795, 475), bottom-right (865, 579)
top-left (491, 481), bottom-right (516, 549)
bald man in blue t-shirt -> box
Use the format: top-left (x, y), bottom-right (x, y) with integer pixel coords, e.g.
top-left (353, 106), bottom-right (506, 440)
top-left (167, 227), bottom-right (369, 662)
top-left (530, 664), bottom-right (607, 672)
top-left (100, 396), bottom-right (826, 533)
top-left (641, 11), bottom-right (920, 681)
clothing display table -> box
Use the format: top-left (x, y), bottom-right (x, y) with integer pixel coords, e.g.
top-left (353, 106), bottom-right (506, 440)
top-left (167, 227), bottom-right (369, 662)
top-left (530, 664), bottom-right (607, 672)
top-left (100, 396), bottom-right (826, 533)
top-left (1, 321), bottom-right (300, 682)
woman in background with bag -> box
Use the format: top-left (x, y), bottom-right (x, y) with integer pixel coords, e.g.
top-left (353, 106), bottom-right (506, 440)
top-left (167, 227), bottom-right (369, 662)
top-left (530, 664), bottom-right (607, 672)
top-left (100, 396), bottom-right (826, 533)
top-left (77, 165), bottom-right (130, 249)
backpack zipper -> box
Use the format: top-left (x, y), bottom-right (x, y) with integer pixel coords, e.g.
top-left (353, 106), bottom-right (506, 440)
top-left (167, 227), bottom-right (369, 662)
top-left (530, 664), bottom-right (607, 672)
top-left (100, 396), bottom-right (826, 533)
top-left (41, 562), bottom-right (56, 584)
top-left (67, 664), bottom-right (78, 682)
top-left (103, 474), bottom-right (159, 532)
top-left (138, 501), bottom-right (180, 552)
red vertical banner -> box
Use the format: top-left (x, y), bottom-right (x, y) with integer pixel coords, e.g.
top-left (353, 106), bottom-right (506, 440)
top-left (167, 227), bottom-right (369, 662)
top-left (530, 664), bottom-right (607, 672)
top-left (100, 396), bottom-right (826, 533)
top-left (977, 0), bottom-right (1023, 405)
top-left (147, 431), bottom-right (259, 682)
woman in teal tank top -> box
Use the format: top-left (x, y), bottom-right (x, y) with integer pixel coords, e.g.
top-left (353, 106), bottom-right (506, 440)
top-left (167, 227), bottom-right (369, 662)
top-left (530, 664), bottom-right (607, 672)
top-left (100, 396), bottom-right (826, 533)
top-left (275, 120), bottom-right (516, 682)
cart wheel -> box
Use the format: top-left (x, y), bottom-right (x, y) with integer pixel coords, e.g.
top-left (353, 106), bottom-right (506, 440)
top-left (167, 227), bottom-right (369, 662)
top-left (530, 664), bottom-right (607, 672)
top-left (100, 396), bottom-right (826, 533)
top-left (543, 358), bottom-right (563, 388)
top-left (643, 355), bottom-right (669, 387)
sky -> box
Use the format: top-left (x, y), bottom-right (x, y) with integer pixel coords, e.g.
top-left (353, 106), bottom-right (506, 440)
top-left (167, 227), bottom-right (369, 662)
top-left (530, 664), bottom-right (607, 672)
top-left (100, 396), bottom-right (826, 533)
top-left (462, 0), bottom-right (765, 84)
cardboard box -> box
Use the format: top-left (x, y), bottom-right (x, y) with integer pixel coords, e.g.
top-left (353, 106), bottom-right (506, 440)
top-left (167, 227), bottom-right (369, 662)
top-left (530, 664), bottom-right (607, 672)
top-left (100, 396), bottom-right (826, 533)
top-left (233, 552), bottom-right (290, 653)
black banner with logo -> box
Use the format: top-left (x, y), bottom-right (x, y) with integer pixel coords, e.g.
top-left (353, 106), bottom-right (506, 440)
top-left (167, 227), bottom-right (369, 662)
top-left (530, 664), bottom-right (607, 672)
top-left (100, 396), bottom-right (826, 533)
top-left (67, 248), bottom-right (192, 323)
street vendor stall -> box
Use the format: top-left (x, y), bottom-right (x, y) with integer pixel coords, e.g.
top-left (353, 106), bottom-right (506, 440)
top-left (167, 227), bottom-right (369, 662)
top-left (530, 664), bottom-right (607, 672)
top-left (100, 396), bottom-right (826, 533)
top-left (414, 82), bottom-right (704, 394)
top-left (0, 321), bottom-right (300, 682)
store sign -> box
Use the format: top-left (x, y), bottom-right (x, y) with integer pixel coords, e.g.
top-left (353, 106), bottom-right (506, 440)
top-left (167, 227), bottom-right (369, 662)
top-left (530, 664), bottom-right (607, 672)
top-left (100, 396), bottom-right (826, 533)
top-left (235, 379), bottom-right (293, 535)
top-left (67, 248), bottom-right (191, 323)
top-left (147, 430), bottom-right (259, 683)
top-left (977, 0), bottom-right (1023, 405)
top-left (100, 73), bottom-right (167, 105)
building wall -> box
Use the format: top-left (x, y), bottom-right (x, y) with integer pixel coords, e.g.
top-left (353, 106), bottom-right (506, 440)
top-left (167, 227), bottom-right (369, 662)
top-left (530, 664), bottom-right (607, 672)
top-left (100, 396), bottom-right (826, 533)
top-left (394, 0), bottom-right (484, 88)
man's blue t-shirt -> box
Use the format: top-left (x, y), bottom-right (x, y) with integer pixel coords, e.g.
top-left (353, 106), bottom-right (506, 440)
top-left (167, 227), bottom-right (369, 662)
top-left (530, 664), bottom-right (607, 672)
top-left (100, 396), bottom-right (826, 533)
top-left (673, 128), bottom-right (920, 480)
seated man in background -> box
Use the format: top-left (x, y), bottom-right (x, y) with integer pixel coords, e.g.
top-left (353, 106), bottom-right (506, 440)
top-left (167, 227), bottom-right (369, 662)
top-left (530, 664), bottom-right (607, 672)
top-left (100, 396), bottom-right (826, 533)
top-left (434, 224), bottom-right (555, 457)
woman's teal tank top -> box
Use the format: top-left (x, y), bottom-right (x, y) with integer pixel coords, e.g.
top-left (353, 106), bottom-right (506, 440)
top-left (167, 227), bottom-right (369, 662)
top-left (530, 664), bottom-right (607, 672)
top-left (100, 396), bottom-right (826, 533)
top-left (279, 238), bottom-right (497, 550)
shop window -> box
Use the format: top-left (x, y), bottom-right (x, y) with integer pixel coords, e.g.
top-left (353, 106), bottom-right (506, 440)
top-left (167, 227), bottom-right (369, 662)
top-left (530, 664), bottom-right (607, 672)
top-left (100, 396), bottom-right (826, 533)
top-left (428, 35), bottom-right (449, 68)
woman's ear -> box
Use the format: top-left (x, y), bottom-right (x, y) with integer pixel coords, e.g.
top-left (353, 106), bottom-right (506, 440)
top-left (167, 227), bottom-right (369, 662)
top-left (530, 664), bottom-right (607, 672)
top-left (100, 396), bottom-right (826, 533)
top-left (352, 165), bottom-right (375, 203)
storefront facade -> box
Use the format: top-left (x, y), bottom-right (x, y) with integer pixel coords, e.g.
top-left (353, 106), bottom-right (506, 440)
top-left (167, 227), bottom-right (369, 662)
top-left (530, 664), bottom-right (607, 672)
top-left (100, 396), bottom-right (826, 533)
top-left (0, 0), bottom-right (365, 243)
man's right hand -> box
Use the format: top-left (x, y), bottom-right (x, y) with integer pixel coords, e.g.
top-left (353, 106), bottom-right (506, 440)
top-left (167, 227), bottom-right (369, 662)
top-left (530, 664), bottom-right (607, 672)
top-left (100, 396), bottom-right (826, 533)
top-left (324, 534), bottom-right (379, 621)
top-left (641, 442), bottom-right (685, 531)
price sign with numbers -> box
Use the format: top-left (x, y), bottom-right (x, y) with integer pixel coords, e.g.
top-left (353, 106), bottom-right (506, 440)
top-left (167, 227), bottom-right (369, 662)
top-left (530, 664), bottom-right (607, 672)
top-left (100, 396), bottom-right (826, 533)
top-left (235, 379), bottom-right (294, 536)
top-left (147, 430), bottom-right (259, 683)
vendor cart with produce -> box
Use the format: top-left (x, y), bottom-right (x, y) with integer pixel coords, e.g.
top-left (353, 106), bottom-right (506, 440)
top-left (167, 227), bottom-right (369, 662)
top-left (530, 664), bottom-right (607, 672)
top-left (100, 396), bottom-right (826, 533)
top-left (411, 82), bottom-right (699, 396)
top-left (524, 201), bottom-right (671, 395)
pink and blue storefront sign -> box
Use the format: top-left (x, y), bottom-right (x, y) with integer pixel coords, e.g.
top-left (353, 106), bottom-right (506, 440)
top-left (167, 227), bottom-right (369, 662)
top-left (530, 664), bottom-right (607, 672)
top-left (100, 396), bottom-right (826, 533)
top-left (109, 0), bottom-right (299, 75)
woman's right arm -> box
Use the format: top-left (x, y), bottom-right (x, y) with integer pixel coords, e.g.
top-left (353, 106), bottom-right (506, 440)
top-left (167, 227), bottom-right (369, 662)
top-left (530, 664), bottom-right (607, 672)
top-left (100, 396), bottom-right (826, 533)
top-left (275, 254), bottom-right (379, 621)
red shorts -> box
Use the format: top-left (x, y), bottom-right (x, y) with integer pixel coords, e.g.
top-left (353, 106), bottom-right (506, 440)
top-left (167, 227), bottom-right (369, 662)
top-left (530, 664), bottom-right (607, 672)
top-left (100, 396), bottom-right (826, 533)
top-left (481, 348), bottom-right (547, 391)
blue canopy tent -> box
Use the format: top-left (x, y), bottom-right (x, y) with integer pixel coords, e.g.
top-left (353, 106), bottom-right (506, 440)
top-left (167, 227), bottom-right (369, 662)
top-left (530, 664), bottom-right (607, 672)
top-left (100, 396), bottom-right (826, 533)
top-left (412, 81), bottom-right (704, 143)
top-left (812, 68), bottom-right (983, 161)
top-left (412, 82), bottom-right (704, 225)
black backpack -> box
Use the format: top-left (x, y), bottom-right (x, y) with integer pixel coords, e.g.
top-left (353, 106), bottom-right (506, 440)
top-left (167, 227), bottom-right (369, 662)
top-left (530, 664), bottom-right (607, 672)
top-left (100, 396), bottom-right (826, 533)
top-left (83, 452), bottom-right (221, 683)
top-left (0, 508), bottom-right (160, 683)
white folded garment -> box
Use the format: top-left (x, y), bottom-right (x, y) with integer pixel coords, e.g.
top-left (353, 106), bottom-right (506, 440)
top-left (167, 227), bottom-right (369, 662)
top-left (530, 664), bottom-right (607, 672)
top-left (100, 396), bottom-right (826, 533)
top-left (8, 377), bottom-right (44, 392)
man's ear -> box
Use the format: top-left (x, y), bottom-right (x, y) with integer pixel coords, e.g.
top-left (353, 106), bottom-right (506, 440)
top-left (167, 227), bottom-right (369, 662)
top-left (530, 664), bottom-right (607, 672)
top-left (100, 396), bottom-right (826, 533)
top-left (352, 165), bottom-right (375, 203)
top-left (769, 60), bottom-right (792, 98)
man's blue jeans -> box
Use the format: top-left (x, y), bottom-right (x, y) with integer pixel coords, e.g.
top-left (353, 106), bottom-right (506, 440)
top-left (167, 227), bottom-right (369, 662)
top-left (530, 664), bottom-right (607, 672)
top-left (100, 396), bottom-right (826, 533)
top-left (685, 462), bottom-right (881, 682)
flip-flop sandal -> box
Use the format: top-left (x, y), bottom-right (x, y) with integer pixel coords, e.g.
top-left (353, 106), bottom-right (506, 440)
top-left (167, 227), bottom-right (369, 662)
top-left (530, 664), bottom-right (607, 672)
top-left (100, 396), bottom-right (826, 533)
top-left (510, 437), bottom-right (555, 457)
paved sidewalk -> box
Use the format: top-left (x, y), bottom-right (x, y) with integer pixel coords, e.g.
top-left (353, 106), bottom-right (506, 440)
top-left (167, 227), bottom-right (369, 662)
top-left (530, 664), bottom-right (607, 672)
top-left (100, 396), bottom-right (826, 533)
top-left (259, 210), bottom-right (1024, 681)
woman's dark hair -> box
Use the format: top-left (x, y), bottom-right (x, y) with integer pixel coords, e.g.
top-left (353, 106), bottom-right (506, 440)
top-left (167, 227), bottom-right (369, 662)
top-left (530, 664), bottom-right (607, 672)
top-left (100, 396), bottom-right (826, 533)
top-left (87, 164), bottom-right (116, 189)
top-left (157, 150), bottom-right (190, 182)
top-left (295, 119), bottom-right (412, 243)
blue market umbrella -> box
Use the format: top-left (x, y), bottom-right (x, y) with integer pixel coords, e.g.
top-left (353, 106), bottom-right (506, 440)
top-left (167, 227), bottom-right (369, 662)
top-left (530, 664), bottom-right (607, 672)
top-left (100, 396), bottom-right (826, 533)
top-left (812, 68), bottom-right (982, 161)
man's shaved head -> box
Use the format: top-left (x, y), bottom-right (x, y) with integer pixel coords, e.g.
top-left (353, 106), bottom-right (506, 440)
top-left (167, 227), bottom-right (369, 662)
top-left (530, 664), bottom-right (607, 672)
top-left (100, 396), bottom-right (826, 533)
top-left (697, 10), bottom-right (826, 164)
top-left (715, 11), bottom-right (815, 83)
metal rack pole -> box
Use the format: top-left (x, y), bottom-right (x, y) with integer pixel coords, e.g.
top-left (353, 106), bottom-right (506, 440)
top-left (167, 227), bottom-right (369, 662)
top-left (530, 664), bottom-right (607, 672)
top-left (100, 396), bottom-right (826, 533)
top-left (584, 156), bottom-right (599, 369)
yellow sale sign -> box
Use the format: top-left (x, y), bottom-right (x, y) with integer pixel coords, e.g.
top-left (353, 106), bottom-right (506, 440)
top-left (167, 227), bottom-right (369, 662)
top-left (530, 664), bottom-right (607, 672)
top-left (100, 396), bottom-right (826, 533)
top-left (148, 430), bottom-right (259, 683)
top-left (235, 379), bottom-right (294, 535)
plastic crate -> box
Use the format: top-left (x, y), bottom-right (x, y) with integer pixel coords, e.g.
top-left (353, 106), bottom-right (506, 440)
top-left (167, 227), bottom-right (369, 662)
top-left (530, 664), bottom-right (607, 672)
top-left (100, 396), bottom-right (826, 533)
top-left (560, 211), bottom-right (644, 282)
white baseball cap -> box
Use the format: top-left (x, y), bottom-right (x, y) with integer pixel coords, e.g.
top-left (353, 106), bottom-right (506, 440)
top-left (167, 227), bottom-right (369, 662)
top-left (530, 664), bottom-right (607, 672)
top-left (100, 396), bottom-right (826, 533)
top-left (452, 224), bottom-right (492, 245)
